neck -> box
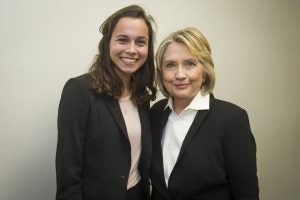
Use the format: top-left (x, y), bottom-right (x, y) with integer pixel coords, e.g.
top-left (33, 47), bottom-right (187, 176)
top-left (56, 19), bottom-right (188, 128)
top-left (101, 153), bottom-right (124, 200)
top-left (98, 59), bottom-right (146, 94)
top-left (173, 98), bottom-right (192, 115)
top-left (121, 88), bottom-right (130, 98)
top-left (115, 70), bottom-right (132, 99)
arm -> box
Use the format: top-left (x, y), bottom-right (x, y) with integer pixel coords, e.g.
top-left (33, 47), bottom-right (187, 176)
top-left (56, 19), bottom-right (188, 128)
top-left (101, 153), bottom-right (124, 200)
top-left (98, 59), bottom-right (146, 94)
top-left (224, 109), bottom-right (259, 200)
top-left (55, 78), bottom-right (89, 200)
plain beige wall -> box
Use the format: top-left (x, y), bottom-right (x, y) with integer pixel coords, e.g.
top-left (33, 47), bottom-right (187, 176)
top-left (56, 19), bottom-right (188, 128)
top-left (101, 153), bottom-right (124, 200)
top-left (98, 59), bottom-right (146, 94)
top-left (0, 0), bottom-right (299, 199)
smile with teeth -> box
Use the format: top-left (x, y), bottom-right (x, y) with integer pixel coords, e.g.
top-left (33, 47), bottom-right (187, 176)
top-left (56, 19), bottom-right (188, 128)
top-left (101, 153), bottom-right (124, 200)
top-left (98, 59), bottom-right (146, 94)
top-left (121, 57), bottom-right (139, 64)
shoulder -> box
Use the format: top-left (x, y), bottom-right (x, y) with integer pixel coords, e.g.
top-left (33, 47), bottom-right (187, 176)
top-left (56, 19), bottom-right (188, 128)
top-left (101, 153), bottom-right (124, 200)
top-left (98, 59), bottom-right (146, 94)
top-left (211, 97), bottom-right (248, 120)
top-left (210, 97), bottom-right (253, 139)
top-left (150, 98), bottom-right (168, 113)
top-left (59, 73), bottom-right (94, 102)
top-left (62, 73), bottom-right (93, 94)
top-left (63, 73), bottom-right (92, 90)
top-left (213, 98), bottom-right (244, 111)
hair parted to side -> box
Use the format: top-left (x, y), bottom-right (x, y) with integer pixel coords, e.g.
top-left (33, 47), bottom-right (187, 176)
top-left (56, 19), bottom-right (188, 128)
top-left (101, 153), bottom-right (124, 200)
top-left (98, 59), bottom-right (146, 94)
top-left (89, 5), bottom-right (156, 105)
top-left (155, 27), bottom-right (215, 97)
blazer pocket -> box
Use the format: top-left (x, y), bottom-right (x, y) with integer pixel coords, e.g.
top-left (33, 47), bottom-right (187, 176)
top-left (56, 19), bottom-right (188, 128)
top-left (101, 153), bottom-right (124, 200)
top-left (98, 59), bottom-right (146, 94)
top-left (83, 176), bottom-right (126, 200)
top-left (82, 177), bottom-right (104, 199)
top-left (100, 176), bottom-right (126, 200)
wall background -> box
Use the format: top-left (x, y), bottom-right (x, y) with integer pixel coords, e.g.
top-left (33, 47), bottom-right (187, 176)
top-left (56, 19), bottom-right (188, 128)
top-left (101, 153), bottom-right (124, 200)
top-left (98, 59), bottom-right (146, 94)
top-left (0, 0), bottom-right (299, 199)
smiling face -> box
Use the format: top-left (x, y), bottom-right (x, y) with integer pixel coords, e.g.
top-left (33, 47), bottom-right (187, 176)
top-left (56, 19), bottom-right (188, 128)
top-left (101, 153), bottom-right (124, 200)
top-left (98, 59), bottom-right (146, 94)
top-left (109, 17), bottom-right (149, 81)
top-left (162, 42), bottom-right (204, 106)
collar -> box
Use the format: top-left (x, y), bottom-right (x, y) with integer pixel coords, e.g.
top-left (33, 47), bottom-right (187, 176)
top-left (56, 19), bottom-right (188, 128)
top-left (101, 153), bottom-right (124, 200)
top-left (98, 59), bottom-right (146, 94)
top-left (164, 91), bottom-right (210, 112)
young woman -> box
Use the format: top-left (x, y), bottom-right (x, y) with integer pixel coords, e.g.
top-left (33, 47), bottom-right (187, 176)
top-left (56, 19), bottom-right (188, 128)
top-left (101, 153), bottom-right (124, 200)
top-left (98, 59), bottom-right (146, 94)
top-left (55, 5), bottom-right (156, 200)
top-left (150, 27), bottom-right (259, 200)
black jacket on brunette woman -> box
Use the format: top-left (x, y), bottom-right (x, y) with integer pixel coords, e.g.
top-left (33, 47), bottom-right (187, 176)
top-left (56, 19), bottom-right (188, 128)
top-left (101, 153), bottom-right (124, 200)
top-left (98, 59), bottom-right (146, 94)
top-left (56, 74), bottom-right (152, 200)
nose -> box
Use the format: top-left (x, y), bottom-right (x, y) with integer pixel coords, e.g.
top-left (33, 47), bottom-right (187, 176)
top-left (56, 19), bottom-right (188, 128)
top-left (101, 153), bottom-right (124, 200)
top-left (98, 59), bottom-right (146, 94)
top-left (126, 42), bottom-right (137, 54)
top-left (175, 66), bottom-right (186, 79)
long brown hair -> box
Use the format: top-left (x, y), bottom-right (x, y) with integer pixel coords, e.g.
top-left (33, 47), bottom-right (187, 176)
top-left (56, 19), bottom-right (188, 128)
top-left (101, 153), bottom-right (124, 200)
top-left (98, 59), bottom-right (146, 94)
top-left (89, 5), bottom-right (156, 105)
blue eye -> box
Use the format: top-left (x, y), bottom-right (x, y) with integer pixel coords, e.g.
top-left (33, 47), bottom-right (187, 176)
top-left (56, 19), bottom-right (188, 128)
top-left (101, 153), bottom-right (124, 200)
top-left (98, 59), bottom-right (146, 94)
top-left (164, 62), bottom-right (176, 70)
top-left (185, 60), bottom-right (197, 69)
top-left (188, 61), bottom-right (196, 66)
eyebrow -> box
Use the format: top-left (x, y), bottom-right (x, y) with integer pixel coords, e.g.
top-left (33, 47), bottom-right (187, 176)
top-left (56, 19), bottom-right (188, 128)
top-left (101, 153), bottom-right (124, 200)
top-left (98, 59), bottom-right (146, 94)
top-left (136, 36), bottom-right (149, 41)
top-left (162, 59), bottom-right (175, 64)
top-left (184, 58), bottom-right (198, 62)
top-left (163, 58), bottom-right (196, 63)
top-left (115, 34), bottom-right (148, 40)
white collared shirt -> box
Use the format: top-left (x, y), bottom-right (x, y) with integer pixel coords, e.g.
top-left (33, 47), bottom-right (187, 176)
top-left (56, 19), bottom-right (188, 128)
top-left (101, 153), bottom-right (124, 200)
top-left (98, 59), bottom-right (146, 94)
top-left (161, 91), bottom-right (210, 186)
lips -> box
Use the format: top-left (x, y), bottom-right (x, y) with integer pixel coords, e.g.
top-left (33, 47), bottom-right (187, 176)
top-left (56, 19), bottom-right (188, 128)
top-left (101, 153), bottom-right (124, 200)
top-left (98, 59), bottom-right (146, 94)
top-left (174, 83), bottom-right (190, 89)
top-left (121, 57), bottom-right (139, 65)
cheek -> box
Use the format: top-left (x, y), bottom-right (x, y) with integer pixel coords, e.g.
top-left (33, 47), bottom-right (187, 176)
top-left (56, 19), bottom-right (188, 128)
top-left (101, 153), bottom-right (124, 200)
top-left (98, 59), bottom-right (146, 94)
top-left (109, 48), bottom-right (113, 59)
top-left (162, 71), bottom-right (173, 83)
top-left (191, 73), bottom-right (203, 82)
top-left (109, 41), bottom-right (124, 54)
top-left (190, 70), bottom-right (204, 87)
top-left (109, 44), bottom-right (117, 58)
top-left (139, 47), bottom-right (149, 58)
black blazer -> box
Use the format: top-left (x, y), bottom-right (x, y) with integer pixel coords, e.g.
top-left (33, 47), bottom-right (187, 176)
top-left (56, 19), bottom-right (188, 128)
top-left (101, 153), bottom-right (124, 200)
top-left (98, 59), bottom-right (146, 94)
top-left (55, 74), bottom-right (152, 200)
top-left (150, 95), bottom-right (259, 200)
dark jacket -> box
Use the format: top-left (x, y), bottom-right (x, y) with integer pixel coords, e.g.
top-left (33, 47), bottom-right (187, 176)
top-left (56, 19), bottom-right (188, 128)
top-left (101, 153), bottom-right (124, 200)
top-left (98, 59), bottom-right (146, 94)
top-left (56, 74), bottom-right (152, 200)
top-left (150, 95), bottom-right (259, 200)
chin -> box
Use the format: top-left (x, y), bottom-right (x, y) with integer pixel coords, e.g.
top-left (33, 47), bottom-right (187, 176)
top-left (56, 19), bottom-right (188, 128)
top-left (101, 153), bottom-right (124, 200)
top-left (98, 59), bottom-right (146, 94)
top-left (173, 95), bottom-right (190, 100)
top-left (118, 66), bottom-right (139, 75)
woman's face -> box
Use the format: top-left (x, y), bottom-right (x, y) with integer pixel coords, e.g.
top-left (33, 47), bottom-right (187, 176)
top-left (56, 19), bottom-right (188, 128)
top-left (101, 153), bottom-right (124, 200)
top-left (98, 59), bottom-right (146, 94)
top-left (109, 17), bottom-right (149, 80)
top-left (162, 42), bottom-right (204, 104)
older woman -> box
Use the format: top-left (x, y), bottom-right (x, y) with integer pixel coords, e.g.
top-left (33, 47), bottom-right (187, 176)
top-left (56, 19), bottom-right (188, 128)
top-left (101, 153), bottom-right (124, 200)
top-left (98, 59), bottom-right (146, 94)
top-left (150, 27), bottom-right (259, 200)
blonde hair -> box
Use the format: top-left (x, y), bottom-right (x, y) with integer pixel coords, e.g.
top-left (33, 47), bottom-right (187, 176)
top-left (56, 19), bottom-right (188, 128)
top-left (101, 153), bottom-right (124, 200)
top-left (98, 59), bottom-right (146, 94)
top-left (155, 27), bottom-right (215, 96)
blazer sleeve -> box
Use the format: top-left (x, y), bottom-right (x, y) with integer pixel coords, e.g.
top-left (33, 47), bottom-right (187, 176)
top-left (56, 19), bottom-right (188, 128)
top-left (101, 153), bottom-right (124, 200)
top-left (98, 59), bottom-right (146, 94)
top-left (223, 109), bottom-right (259, 200)
top-left (55, 78), bottom-right (89, 200)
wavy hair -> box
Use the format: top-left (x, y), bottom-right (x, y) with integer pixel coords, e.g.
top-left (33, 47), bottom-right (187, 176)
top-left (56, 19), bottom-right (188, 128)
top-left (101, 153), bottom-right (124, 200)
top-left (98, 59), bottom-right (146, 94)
top-left (89, 5), bottom-right (156, 105)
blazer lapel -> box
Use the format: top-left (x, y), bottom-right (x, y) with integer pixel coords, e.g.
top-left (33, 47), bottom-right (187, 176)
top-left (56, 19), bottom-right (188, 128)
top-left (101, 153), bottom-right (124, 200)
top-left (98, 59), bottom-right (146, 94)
top-left (159, 107), bottom-right (172, 141)
top-left (157, 108), bottom-right (172, 190)
top-left (138, 105), bottom-right (151, 166)
top-left (176, 94), bottom-right (215, 161)
top-left (177, 110), bottom-right (209, 161)
top-left (104, 96), bottom-right (128, 137)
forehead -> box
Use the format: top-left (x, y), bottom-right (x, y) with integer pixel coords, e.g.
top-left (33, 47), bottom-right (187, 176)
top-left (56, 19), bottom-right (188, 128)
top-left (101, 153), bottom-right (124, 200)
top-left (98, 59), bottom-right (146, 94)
top-left (112, 17), bottom-right (149, 39)
top-left (164, 42), bottom-right (194, 60)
